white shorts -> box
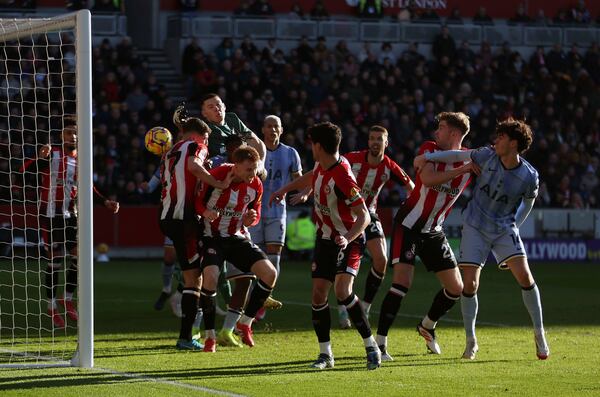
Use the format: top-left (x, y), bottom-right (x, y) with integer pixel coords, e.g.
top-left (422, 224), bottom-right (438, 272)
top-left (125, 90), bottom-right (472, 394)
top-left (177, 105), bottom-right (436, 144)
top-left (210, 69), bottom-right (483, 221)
top-left (225, 261), bottom-right (256, 280)
top-left (458, 222), bottom-right (526, 268)
top-left (250, 217), bottom-right (286, 246)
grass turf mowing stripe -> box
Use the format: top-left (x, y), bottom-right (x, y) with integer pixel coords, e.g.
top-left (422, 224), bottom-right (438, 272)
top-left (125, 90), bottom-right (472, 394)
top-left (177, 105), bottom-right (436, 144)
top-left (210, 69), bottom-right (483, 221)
top-left (95, 367), bottom-right (247, 397)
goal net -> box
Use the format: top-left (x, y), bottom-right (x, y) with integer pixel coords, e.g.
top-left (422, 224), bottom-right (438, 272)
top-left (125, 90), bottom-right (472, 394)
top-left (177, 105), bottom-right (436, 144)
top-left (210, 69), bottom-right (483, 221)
top-left (0, 11), bottom-right (93, 368)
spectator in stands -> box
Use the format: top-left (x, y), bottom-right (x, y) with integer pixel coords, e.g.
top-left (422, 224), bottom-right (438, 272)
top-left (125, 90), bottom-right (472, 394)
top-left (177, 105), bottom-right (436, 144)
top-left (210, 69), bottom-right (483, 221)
top-left (214, 37), bottom-right (234, 62)
top-left (553, 9), bottom-right (570, 25)
top-left (250, 0), bottom-right (274, 16)
top-left (546, 43), bottom-right (568, 75)
top-left (288, 1), bottom-right (305, 19)
top-left (473, 6), bottom-right (493, 24)
top-left (446, 7), bottom-right (463, 24)
top-left (181, 37), bottom-right (202, 76)
top-left (379, 42), bottom-right (395, 64)
top-left (396, 6), bottom-right (413, 22)
top-left (534, 9), bottom-right (549, 25)
top-left (234, 0), bottom-right (252, 16)
top-left (358, 0), bottom-right (382, 19)
top-left (92, 0), bottom-right (121, 12)
top-left (419, 8), bottom-right (440, 22)
top-left (432, 25), bottom-right (456, 61)
top-left (310, 0), bottom-right (329, 20)
top-left (510, 3), bottom-right (532, 24)
top-left (570, 0), bottom-right (591, 24)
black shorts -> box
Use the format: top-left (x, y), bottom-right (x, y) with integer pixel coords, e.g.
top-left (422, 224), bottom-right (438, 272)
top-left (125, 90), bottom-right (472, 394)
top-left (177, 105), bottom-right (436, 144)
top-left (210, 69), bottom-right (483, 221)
top-left (364, 212), bottom-right (385, 241)
top-left (40, 216), bottom-right (77, 253)
top-left (389, 221), bottom-right (457, 272)
top-left (312, 237), bottom-right (365, 283)
top-left (159, 219), bottom-right (201, 271)
top-left (200, 236), bottom-right (268, 274)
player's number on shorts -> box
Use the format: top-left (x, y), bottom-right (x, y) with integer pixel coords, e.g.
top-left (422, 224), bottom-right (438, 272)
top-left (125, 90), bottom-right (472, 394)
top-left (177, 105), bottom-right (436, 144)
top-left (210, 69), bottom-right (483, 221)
top-left (441, 243), bottom-right (453, 259)
top-left (510, 233), bottom-right (519, 248)
top-left (370, 221), bottom-right (381, 234)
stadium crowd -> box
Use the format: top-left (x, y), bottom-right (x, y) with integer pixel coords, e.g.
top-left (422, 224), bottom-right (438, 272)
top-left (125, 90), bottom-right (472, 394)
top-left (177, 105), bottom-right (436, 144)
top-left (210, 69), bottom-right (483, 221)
top-left (1, 8), bottom-right (600, 209)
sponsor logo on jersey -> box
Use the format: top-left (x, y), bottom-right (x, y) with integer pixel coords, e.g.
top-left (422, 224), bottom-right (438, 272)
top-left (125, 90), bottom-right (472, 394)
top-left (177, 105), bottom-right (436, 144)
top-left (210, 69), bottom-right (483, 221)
top-left (315, 201), bottom-right (331, 216)
top-left (432, 183), bottom-right (460, 197)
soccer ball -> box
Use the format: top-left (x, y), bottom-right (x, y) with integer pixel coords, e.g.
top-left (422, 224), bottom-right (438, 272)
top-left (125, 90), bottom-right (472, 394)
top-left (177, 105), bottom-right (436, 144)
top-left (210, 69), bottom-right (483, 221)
top-left (145, 126), bottom-right (173, 156)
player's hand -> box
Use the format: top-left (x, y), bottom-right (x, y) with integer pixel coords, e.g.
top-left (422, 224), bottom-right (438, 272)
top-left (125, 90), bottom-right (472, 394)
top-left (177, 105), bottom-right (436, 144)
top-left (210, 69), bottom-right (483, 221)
top-left (104, 200), bottom-right (120, 214)
top-left (38, 144), bottom-right (51, 159)
top-left (140, 182), bottom-right (149, 192)
top-left (413, 154), bottom-right (427, 173)
top-left (203, 209), bottom-right (219, 221)
top-left (217, 170), bottom-right (234, 190)
top-left (269, 189), bottom-right (286, 207)
top-left (335, 235), bottom-right (348, 250)
top-left (243, 209), bottom-right (258, 226)
top-left (463, 161), bottom-right (481, 176)
top-left (289, 187), bottom-right (311, 206)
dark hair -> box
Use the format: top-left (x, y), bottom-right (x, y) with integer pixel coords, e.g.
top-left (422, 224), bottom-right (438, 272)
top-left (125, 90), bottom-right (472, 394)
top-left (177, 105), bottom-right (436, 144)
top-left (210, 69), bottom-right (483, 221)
top-left (200, 93), bottom-right (220, 107)
top-left (436, 112), bottom-right (470, 136)
top-left (496, 118), bottom-right (534, 153)
top-left (182, 117), bottom-right (210, 136)
top-left (369, 125), bottom-right (388, 137)
top-left (224, 134), bottom-right (245, 149)
top-left (307, 122), bottom-right (341, 155)
top-left (231, 146), bottom-right (260, 164)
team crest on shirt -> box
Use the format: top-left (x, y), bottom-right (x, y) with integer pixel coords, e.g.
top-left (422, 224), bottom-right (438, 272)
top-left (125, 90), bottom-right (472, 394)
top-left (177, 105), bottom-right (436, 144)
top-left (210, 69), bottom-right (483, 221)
top-left (243, 194), bottom-right (251, 203)
top-left (380, 173), bottom-right (389, 182)
top-left (324, 185), bottom-right (331, 194)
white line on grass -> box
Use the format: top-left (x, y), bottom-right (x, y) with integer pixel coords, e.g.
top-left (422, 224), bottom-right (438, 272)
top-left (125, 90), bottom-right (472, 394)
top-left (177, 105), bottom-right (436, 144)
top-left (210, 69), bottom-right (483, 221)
top-left (282, 300), bottom-right (511, 327)
top-left (96, 367), bottom-right (247, 397)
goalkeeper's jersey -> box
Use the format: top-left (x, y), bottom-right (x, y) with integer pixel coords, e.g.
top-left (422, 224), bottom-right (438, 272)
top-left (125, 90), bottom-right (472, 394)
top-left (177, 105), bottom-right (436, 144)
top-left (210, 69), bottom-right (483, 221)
top-left (159, 137), bottom-right (209, 221)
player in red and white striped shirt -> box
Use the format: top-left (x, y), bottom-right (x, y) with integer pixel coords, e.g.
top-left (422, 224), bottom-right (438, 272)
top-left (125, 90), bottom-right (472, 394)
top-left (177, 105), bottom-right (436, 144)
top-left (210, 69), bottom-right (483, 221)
top-left (22, 124), bottom-right (119, 329)
top-left (375, 112), bottom-right (475, 360)
top-left (270, 122), bottom-right (381, 370)
top-left (342, 126), bottom-right (414, 326)
top-left (158, 117), bottom-right (233, 351)
top-left (195, 146), bottom-right (277, 351)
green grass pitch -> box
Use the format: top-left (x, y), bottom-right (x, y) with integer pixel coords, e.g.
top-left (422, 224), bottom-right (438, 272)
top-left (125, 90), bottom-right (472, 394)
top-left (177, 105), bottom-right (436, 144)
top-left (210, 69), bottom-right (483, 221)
top-left (1, 260), bottom-right (599, 396)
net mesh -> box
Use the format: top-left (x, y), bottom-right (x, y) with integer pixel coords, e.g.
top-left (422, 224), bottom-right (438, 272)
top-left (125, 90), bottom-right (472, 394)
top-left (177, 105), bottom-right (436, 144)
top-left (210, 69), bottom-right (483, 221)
top-left (0, 16), bottom-right (78, 366)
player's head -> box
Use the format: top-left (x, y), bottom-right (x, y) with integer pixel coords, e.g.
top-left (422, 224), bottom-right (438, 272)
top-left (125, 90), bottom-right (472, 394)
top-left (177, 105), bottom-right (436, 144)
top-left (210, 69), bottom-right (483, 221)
top-left (62, 125), bottom-right (77, 150)
top-left (494, 118), bottom-right (533, 155)
top-left (200, 93), bottom-right (225, 124)
top-left (262, 115), bottom-right (283, 147)
top-left (224, 134), bottom-right (246, 161)
top-left (182, 117), bottom-right (211, 144)
top-left (307, 122), bottom-right (341, 161)
top-left (368, 125), bottom-right (389, 157)
top-left (434, 112), bottom-right (470, 149)
top-left (232, 146), bottom-right (260, 183)
top-left (172, 103), bottom-right (189, 131)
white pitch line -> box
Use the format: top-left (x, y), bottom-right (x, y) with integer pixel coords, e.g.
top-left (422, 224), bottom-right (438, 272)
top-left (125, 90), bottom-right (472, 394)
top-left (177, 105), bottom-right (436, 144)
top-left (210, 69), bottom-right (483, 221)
top-left (282, 300), bottom-right (511, 328)
top-left (95, 367), bottom-right (247, 397)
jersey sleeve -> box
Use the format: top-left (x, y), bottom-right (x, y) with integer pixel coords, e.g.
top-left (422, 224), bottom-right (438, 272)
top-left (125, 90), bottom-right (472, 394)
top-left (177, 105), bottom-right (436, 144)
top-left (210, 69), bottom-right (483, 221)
top-left (290, 148), bottom-right (302, 174)
top-left (342, 151), bottom-right (362, 163)
top-left (470, 146), bottom-right (495, 166)
top-left (229, 113), bottom-right (253, 137)
top-left (525, 170), bottom-right (539, 199)
top-left (333, 165), bottom-right (364, 207)
top-left (417, 141), bottom-right (438, 156)
top-left (146, 168), bottom-right (161, 193)
top-left (388, 157), bottom-right (412, 186)
top-left (248, 179), bottom-right (263, 227)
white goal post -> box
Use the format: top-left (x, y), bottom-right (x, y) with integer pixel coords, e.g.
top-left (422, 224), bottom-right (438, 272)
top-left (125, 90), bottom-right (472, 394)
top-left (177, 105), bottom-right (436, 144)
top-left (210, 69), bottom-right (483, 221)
top-left (0, 10), bottom-right (93, 368)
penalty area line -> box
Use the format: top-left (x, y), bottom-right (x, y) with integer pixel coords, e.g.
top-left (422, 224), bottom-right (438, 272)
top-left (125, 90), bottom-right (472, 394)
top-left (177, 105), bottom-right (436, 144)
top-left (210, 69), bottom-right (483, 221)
top-left (95, 367), bottom-right (247, 397)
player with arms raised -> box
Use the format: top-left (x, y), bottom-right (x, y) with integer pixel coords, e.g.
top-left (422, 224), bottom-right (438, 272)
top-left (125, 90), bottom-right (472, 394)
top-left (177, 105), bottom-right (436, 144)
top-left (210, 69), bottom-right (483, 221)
top-left (414, 118), bottom-right (549, 360)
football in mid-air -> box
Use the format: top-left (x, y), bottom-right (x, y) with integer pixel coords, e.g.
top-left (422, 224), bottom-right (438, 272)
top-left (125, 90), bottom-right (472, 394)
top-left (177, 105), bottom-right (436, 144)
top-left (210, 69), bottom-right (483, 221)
top-left (144, 126), bottom-right (173, 156)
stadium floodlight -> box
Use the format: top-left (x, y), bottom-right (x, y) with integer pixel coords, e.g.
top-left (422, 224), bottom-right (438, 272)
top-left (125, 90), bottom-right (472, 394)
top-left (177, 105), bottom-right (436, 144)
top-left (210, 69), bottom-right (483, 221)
top-left (0, 10), bottom-right (93, 368)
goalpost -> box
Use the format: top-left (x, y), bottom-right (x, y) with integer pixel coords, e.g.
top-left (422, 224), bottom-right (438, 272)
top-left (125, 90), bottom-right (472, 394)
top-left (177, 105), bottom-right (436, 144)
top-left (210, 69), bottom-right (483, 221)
top-left (0, 10), bottom-right (93, 368)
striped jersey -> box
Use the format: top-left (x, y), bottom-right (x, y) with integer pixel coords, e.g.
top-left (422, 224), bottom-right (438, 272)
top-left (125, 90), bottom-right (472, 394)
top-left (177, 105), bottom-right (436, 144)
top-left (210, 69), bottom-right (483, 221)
top-left (344, 150), bottom-right (412, 213)
top-left (262, 143), bottom-right (302, 218)
top-left (159, 138), bottom-right (209, 221)
top-left (196, 164), bottom-right (263, 238)
top-left (22, 146), bottom-right (78, 218)
top-left (312, 157), bottom-right (365, 240)
top-left (463, 146), bottom-right (539, 234)
top-left (396, 141), bottom-right (471, 233)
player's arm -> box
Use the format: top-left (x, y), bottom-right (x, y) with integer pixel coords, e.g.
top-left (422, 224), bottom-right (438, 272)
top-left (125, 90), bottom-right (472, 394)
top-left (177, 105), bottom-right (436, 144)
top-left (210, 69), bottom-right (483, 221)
top-left (20, 144), bottom-right (51, 172)
top-left (246, 131), bottom-right (266, 161)
top-left (243, 181), bottom-right (262, 227)
top-left (93, 186), bottom-right (120, 213)
top-left (269, 170), bottom-right (313, 206)
top-left (389, 160), bottom-right (415, 194)
top-left (188, 156), bottom-right (233, 190)
top-left (340, 201), bottom-right (369, 246)
top-left (142, 168), bottom-right (161, 193)
top-left (515, 175), bottom-right (539, 227)
top-left (195, 177), bottom-right (219, 222)
top-left (419, 161), bottom-right (476, 187)
top-left (334, 171), bottom-right (369, 249)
